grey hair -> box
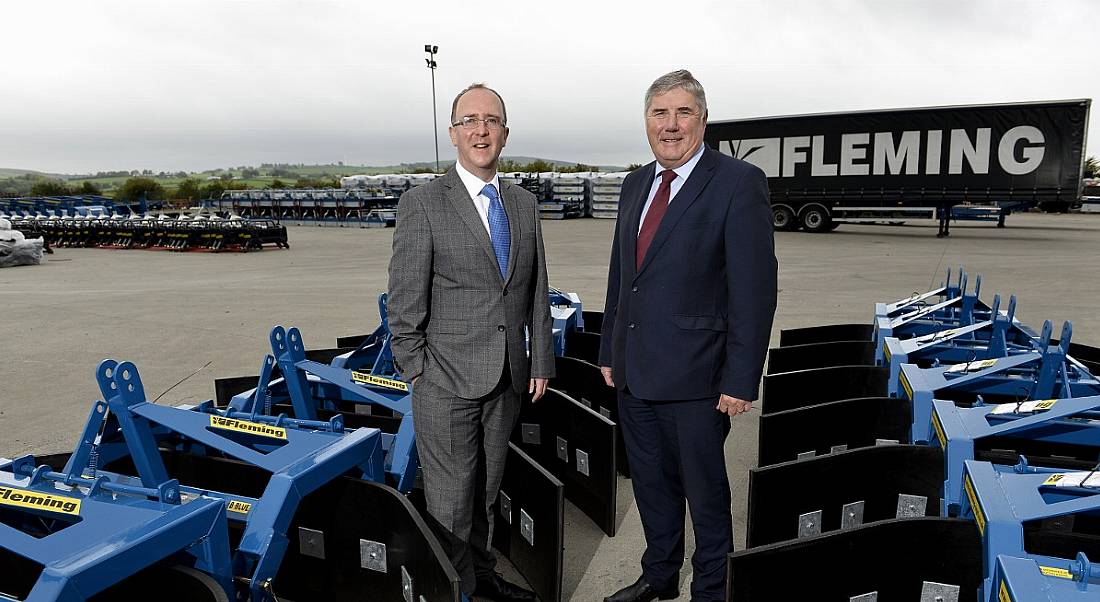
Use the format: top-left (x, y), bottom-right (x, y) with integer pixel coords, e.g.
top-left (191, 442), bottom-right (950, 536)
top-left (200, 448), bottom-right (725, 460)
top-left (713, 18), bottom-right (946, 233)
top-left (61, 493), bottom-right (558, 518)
top-left (644, 69), bottom-right (707, 117)
top-left (450, 83), bottom-right (508, 125)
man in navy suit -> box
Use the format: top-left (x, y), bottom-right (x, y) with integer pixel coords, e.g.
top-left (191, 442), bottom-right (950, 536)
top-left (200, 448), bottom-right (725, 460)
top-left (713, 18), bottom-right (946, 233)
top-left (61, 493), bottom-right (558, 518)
top-left (599, 70), bottom-right (777, 602)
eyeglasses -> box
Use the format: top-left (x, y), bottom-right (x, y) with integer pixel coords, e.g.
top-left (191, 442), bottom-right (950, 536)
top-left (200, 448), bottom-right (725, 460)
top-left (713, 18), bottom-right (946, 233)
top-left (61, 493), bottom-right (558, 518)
top-left (452, 116), bottom-right (505, 130)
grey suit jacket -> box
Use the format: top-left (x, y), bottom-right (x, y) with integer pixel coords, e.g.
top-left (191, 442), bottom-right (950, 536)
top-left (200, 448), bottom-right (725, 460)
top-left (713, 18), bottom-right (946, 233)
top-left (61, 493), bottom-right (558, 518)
top-left (387, 168), bottom-right (555, 399)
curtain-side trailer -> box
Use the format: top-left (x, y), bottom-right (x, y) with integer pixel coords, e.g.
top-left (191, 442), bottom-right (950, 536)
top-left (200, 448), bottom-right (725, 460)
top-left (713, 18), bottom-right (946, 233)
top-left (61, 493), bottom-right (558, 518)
top-left (704, 99), bottom-right (1090, 232)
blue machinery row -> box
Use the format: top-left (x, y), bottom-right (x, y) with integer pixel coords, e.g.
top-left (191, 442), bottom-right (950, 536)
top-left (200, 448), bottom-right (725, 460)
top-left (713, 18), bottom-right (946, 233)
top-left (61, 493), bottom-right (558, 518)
top-left (743, 268), bottom-right (1100, 601)
top-left (7, 270), bottom-right (1100, 601)
top-left (0, 289), bottom-right (600, 601)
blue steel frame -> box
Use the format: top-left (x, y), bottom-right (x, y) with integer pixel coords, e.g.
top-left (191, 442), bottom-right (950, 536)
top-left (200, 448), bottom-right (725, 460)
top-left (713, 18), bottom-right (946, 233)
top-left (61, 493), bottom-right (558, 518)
top-left (0, 460), bottom-right (232, 602)
top-left (992, 553), bottom-right (1100, 601)
top-left (959, 459), bottom-right (1100, 600)
top-left (872, 268), bottom-right (995, 362)
top-left (931, 394), bottom-right (1100, 515)
top-left (26, 360), bottom-right (384, 602)
top-left (228, 290), bottom-right (585, 493)
top-left (882, 294), bottom-right (1041, 396)
top-left (897, 321), bottom-right (1100, 443)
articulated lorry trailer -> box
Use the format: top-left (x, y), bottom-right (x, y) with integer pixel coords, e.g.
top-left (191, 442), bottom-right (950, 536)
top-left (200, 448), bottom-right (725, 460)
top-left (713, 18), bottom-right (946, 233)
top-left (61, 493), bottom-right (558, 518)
top-left (704, 99), bottom-right (1090, 232)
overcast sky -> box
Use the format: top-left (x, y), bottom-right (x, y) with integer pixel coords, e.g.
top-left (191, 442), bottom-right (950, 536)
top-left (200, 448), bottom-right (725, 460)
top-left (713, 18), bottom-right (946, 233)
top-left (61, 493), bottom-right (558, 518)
top-left (2, 0), bottom-right (1096, 174)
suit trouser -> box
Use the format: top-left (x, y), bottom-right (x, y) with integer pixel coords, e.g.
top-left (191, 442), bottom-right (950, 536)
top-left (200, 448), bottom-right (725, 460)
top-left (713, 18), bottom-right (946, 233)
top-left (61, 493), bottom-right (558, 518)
top-left (413, 364), bottom-right (519, 595)
top-left (618, 390), bottom-right (733, 602)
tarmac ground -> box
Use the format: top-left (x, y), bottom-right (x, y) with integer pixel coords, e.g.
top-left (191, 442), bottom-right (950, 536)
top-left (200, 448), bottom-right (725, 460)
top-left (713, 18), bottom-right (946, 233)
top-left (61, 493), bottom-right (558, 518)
top-left (3, 211), bottom-right (1099, 600)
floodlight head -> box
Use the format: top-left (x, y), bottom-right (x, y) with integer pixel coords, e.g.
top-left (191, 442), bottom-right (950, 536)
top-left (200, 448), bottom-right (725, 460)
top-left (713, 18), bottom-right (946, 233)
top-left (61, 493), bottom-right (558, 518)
top-left (432, 45), bottom-right (438, 53)
top-left (424, 44), bottom-right (432, 53)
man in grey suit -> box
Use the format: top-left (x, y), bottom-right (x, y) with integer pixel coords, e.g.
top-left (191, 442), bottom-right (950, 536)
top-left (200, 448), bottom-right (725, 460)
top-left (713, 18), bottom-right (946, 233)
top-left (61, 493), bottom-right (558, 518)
top-left (387, 83), bottom-right (554, 602)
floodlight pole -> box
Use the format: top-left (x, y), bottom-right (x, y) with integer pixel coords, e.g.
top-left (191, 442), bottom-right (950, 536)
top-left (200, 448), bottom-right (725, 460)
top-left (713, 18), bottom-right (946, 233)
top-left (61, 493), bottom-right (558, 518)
top-left (425, 44), bottom-right (440, 173)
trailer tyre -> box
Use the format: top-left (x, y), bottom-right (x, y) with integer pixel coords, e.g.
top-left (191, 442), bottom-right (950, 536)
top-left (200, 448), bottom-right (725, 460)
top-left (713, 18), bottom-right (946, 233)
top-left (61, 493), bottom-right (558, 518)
top-left (799, 205), bottom-right (832, 233)
top-left (772, 206), bottom-right (797, 231)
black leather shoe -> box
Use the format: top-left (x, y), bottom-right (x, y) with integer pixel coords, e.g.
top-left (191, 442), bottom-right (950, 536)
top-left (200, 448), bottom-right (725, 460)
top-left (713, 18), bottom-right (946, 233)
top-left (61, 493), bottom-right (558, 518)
top-left (474, 573), bottom-right (536, 601)
top-left (604, 575), bottom-right (679, 602)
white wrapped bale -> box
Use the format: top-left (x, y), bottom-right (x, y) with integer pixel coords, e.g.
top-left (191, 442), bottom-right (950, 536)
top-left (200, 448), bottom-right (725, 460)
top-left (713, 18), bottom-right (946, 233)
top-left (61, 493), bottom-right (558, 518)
top-left (0, 237), bottom-right (44, 267)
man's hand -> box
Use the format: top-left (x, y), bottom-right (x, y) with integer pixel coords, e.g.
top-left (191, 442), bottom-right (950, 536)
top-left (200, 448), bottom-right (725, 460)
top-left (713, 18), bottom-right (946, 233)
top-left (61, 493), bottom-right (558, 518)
top-left (717, 394), bottom-right (753, 416)
top-left (529, 378), bottom-right (548, 402)
top-left (600, 366), bottom-right (615, 387)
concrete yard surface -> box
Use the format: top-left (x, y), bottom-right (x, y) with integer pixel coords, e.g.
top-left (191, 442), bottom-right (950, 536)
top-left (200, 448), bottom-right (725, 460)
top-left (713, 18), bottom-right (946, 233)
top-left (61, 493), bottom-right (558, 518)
top-left (2, 212), bottom-right (1099, 601)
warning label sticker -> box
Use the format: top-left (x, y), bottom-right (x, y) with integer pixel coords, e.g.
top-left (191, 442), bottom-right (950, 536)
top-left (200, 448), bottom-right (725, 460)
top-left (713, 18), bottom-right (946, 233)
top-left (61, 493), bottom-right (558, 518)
top-left (1042, 471), bottom-right (1100, 488)
top-left (1038, 565), bottom-right (1073, 579)
top-left (0, 485), bottom-right (81, 516)
top-left (209, 416), bottom-right (287, 440)
top-left (351, 372), bottom-right (409, 392)
top-left (946, 359), bottom-right (998, 373)
top-left (991, 400), bottom-right (1057, 415)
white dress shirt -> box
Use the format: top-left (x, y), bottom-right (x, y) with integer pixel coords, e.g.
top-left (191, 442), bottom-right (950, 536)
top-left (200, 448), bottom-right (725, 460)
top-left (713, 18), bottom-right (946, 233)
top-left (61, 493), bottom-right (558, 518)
top-left (454, 160), bottom-right (500, 236)
top-left (638, 144), bottom-right (706, 233)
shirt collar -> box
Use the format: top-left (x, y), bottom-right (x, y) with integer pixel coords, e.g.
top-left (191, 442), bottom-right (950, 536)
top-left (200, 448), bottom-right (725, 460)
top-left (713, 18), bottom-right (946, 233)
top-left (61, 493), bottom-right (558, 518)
top-left (654, 143), bottom-right (705, 183)
top-left (454, 159), bottom-right (500, 200)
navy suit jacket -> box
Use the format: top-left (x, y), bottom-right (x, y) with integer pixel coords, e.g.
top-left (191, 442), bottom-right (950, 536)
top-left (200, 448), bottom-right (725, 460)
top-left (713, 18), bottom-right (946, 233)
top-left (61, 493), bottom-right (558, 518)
top-left (599, 146), bottom-right (777, 401)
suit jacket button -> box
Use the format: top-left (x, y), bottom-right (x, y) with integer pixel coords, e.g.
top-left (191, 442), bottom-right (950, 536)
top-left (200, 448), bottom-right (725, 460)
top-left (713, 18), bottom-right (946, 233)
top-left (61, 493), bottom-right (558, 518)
top-left (502, 290), bottom-right (508, 296)
top-left (631, 286), bottom-right (638, 293)
top-left (498, 325), bottom-right (506, 331)
top-left (628, 323), bottom-right (636, 329)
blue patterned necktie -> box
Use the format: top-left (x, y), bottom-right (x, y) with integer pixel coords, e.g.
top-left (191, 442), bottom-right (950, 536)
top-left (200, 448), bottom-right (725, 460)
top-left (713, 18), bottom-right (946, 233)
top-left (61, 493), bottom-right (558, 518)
top-left (482, 183), bottom-right (510, 279)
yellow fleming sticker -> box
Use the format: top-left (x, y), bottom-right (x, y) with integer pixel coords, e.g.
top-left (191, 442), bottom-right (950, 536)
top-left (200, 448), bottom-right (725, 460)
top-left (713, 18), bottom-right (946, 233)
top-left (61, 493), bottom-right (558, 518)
top-left (1034, 400), bottom-right (1057, 411)
top-left (209, 416), bottom-right (287, 440)
top-left (0, 485), bottom-right (81, 516)
top-left (226, 500), bottom-right (252, 515)
top-left (352, 372), bottom-right (409, 392)
top-left (998, 580), bottom-right (1012, 602)
top-left (1039, 566), bottom-right (1073, 579)
top-left (964, 475), bottom-right (986, 535)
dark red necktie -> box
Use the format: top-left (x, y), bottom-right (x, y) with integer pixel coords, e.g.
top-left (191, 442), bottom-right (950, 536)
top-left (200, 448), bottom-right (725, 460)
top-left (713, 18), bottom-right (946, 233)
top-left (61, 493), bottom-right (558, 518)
top-left (636, 169), bottom-right (677, 269)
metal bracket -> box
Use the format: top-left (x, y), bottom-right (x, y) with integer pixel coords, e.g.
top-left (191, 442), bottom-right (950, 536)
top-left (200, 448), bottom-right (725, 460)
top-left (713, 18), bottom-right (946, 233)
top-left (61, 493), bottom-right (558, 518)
top-left (401, 565), bottom-right (413, 602)
top-left (556, 436), bottom-right (569, 462)
top-left (897, 493), bottom-right (928, 518)
top-left (830, 444), bottom-right (848, 454)
top-left (578, 397), bottom-right (592, 409)
top-left (919, 581), bottom-right (959, 602)
top-left (520, 509), bottom-right (535, 546)
top-left (576, 449), bottom-right (590, 476)
top-left (797, 510), bottom-right (822, 538)
top-left (500, 491), bottom-right (512, 524)
top-left (521, 423), bottom-right (541, 445)
top-left (841, 501), bottom-right (865, 530)
top-left (850, 593), bottom-right (878, 602)
top-left (359, 539), bottom-right (387, 572)
top-left (298, 527), bottom-right (325, 560)
top-left (875, 439), bottom-right (899, 446)
top-left (599, 407), bottom-right (611, 420)
top-left (797, 450), bottom-right (816, 461)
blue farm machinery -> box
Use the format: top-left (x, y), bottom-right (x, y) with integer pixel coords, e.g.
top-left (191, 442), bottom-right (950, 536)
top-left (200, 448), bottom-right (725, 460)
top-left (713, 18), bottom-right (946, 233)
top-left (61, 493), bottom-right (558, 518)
top-left (0, 289), bottom-right (615, 602)
top-left (738, 267), bottom-right (1100, 601)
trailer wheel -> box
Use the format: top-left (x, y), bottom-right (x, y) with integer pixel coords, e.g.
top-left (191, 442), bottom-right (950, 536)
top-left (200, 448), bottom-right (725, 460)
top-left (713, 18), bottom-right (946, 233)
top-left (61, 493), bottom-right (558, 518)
top-left (772, 206), bottom-right (797, 231)
top-left (799, 205), bottom-right (832, 233)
